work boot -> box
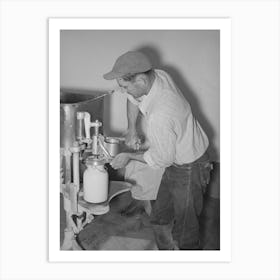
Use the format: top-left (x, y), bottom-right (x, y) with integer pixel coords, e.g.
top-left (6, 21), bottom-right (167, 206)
top-left (152, 224), bottom-right (178, 250)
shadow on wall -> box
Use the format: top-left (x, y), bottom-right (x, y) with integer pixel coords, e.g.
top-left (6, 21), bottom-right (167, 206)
top-left (136, 46), bottom-right (218, 160)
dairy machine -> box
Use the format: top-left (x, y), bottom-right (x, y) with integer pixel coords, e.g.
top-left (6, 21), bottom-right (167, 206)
top-left (60, 91), bottom-right (131, 250)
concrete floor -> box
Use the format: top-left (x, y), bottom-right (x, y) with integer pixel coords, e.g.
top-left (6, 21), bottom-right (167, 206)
top-left (60, 191), bottom-right (158, 250)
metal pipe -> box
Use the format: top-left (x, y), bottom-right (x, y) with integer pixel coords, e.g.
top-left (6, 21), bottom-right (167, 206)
top-left (92, 135), bottom-right (98, 155)
top-left (71, 142), bottom-right (80, 213)
top-left (77, 119), bottom-right (83, 140)
top-left (64, 151), bottom-right (72, 194)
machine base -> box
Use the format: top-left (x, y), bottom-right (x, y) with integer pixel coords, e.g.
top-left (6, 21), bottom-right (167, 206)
top-left (61, 181), bottom-right (132, 250)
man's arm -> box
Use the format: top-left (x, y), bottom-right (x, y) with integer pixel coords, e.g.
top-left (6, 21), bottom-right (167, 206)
top-left (129, 151), bottom-right (145, 163)
top-left (110, 151), bottom-right (146, 170)
top-left (125, 99), bottom-right (140, 148)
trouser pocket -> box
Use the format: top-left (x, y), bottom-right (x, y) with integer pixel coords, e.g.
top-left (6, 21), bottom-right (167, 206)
top-left (199, 161), bottom-right (213, 193)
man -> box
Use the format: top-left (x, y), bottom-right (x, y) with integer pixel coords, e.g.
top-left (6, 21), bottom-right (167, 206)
top-left (123, 86), bottom-right (165, 216)
top-left (103, 51), bottom-right (212, 250)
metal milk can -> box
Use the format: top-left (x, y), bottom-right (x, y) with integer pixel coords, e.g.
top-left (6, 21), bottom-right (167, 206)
top-left (83, 157), bottom-right (108, 203)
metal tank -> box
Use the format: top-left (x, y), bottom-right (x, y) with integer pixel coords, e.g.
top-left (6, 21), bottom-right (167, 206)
top-left (60, 89), bottom-right (106, 185)
top-left (60, 89), bottom-right (106, 149)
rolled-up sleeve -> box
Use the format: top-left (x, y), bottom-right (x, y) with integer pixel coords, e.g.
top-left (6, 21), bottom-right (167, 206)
top-left (143, 113), bottom-right (176, 169)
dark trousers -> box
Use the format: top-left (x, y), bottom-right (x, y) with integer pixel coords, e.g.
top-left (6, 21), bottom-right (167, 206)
top-left (150, 153), bottom-right (212, 250)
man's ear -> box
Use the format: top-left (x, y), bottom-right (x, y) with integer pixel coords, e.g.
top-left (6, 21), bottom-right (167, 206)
top-left (135, 74), bottom-right (146, 86)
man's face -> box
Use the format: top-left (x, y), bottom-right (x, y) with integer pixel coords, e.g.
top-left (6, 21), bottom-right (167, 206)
top-left (117, 77), bottom-right (146, 100)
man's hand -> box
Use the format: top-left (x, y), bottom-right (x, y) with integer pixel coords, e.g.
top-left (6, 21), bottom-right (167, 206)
top-left (124, 129), bottom-right (141, 150)
top-left (110, 153), bottom-right (132, 169)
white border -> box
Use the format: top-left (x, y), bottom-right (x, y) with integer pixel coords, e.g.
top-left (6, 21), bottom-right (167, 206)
top-left (49, 18), bottom-right (231, 262)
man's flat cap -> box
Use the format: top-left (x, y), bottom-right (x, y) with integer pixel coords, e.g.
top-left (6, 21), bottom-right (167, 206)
top-left (103, 51), bottom-right (152, 80)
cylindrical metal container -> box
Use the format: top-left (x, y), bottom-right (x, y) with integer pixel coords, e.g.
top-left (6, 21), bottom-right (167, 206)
top-left (60, 90), bottom-right (105, 149)
top-left (60, 89), bottom-right (106, 184)
top-left (83, 157), bottom-right (109, 203)
top-left (104, 137), bottom-right (120, 157)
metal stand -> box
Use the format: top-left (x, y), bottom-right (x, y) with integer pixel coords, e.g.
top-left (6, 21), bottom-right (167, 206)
top-left (60, 113), bottom-right (130, 250)
top-left (60, 181), bottom-right (132, 250)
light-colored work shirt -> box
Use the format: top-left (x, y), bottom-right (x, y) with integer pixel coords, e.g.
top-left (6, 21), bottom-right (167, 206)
top-left (127, 69), bottom-right (209, 169)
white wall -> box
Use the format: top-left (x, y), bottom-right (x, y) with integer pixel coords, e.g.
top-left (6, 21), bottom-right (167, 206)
top-left (60, 30), bottom-right (220, 160)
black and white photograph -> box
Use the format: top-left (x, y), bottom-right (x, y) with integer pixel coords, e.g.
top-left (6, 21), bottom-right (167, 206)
top-left (1, 1), bottom-right (280, 279)
top-left (52, 18), bottom-right (230, 259)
